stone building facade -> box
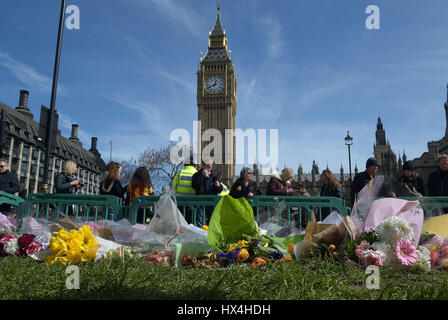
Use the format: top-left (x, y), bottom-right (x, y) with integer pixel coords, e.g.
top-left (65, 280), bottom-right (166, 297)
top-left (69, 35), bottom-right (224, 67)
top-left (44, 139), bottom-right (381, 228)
top-left (0, 90), bottom-right (105, 196)
top-left (412, 85), bottom-right (448, 184)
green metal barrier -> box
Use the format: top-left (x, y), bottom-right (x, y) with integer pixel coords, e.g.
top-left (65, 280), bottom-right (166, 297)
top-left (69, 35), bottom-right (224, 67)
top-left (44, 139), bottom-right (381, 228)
top-left (126, 195), bottom-right (223, 225)
top-left (17, 193), bottom-right (123, 222)
top-left (0, 191), bottom-right (24, 211)
top-left (125, 195), bottom-right (349, 226)
top-left (250, 196), bottom-right (349, 226)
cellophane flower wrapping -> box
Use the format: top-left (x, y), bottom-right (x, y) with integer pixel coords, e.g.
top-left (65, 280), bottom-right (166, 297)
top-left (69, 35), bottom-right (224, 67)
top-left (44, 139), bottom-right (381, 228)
top-left (0, 213), bottom-right (16, 234)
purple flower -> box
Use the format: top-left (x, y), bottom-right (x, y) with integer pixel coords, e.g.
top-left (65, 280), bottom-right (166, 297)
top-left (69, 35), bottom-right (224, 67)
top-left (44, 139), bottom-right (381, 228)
top-left (269, 251), bottom-right (283, 260)
top-left (227, 250), bottom-right (240, 263)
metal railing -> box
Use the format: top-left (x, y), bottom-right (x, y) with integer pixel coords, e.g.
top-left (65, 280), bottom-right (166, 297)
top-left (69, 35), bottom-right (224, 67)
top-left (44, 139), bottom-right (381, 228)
top-left (2, 193), bottom-right (448, 226)
top-left (16, 193), bottom-right (123, 222)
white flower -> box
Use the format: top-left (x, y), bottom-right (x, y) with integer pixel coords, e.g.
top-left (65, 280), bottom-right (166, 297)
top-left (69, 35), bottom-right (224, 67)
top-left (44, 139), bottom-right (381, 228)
top-left (4, 238), bottom-right (19, 255)
top-left (376, 216), bottom-right (414, 245)
top-left (416, 246), bottom-right (431, 261)
top-left (411, 246), bottom-right (431, 273)
top-left (372, 241), bottom-right (398, 267)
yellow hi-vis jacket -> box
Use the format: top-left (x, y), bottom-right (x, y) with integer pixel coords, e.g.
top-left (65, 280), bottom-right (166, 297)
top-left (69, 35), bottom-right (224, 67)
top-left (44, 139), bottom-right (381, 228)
top-left (173, 165), bottom-right (197, 196)
top-left (219, 183), bottom-right (230, 196)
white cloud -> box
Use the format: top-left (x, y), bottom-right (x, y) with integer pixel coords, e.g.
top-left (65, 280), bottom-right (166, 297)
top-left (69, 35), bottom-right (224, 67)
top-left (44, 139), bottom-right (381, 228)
top-left (258, 16), bottom-right (284, 59)
top-left (0, 49), bottom-right (66, 94)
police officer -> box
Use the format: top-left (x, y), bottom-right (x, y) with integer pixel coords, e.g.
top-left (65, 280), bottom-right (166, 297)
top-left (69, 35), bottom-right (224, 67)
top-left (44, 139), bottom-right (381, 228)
top-left (172, 156), bottom-right (197, 223)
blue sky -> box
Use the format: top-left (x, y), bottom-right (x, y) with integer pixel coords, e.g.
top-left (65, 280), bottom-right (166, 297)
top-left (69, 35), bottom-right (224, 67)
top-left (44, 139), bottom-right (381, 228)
top-left (1, 0), bottom-right (448, 176)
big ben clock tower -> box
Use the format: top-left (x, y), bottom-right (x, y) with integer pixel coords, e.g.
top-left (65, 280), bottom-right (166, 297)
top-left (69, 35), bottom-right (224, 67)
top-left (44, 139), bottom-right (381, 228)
top-left (197, 6), bottom-right (237, 186)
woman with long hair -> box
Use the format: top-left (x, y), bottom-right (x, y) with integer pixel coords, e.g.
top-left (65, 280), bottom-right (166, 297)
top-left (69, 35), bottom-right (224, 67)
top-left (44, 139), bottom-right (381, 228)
top-left (127, 166), bottom-right (154, 205)
top-left (100, 161), bottom-right (126, 199)
top-left (318, 169), bottom-right (343, 221)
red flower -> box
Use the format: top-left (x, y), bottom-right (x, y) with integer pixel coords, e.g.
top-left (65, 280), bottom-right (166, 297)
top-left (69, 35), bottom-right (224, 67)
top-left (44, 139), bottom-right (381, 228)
top-left (0, 234), bottom-right (18, 244)
top-left (25, 241), bottom-right (43, 256)
top-left (18, 234), bottom-right (35, 248)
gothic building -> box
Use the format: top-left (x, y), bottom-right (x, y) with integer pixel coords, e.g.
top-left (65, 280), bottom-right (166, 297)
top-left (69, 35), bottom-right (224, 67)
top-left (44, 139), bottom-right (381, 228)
top-left (197, 7), bottom-right (237, 187)
top-left (412, 84), bottom-right (448, 184)
top-left (373, 116), bottom-right (400, 179)
top-left (0, 90), bottom-right (105, 195)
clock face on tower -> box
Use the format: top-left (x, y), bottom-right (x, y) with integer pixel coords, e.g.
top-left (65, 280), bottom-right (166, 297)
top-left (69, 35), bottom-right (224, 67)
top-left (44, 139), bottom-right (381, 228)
top-left (205, 75), bottom-right (224, 94)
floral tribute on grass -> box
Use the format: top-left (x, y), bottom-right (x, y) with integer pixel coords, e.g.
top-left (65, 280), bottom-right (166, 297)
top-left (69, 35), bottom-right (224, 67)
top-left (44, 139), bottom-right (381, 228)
top-left (336, 216), bottom-right (431, 272)
top-left (181, 235), bottom-right (291, 268)
top-left (0, 233), bottom-right (43, 258)
top-left (46, 225), bottom-right (100, 266)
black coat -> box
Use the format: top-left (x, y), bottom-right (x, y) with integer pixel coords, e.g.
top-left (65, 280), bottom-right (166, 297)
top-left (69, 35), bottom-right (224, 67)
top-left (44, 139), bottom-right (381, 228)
top-left (395, 174), bottom-right (425, 197)
top-left (427, 168), bottom-right (448, 196)
top-left (100, 178), bottom-right (126, 199)
top-left (191, 169), bottom-right (223, 195)
top-left (320, 183), bottom-right (342, 198)
top-left (230, 177), bottom-right (260, 199)
top-left (54, 172), bottom-right (77, 194)
top-left (351, 171), bottom-right (373, 204)
top-left (0, 170), bottom-right (20, 195)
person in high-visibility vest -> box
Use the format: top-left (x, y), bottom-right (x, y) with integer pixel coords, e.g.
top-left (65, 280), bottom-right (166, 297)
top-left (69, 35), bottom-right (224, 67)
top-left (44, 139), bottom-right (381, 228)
top-left (172, 157), bottom-right (197, 223)
top-left (173, 164), bottom-right (197, 196)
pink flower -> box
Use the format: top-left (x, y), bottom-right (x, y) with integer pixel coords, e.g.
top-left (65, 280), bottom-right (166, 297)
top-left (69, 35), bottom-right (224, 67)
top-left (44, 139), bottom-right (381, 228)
top-left (0, 234), bottom-right (18, 244)
top-left (422, 235), bottom-right (444, 247)
top-left (25, 241), bottom-right (43, 256)
top-left (355, 241), bottom-right (372, 260)
top-left (395, 239), bottom-right (418, 266)
top-left (362, 250), bottom-right (384, 267)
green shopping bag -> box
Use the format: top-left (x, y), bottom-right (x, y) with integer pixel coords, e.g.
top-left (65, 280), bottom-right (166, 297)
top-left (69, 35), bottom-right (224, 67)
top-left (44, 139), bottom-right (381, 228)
top-left (207, 195), bottom-right (259, 250)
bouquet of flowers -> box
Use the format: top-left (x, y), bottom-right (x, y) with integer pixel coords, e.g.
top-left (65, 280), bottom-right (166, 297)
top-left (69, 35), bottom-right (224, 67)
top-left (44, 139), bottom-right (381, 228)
top-left (0, 233), bottom-right (43, 259)
top-left (213, 235), bottom-right (287, 267)
top-left (46, 225), bottom-right (100, 266)
top-left (349, 216), bottom-right (431, 272)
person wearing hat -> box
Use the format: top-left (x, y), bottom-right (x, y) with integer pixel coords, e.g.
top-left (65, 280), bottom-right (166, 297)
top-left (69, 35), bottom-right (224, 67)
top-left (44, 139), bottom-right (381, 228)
top-left (395, 160), bottom-right (425, 197)
top-left (350, 157), bottom-right (380, 206)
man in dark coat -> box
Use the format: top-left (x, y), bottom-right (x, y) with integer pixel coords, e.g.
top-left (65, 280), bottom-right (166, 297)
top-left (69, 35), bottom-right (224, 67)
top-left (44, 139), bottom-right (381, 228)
top-left (0, 158), bottom-right (20, 212)
top-left (191, 161), bottom-right (223, 196)
top-left (351, 158), bottom-right (380, 206)
top-left (427, 154), bottom-right (448, 197)
top-left (191, 161), bottom-right (223, 226)
top-left (427, 154), bottom-right (448, 213)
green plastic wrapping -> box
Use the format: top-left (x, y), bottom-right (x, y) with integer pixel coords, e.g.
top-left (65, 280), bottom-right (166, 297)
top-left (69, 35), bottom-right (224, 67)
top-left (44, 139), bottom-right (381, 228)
top-left (207, 196), bottom-right (259, 250)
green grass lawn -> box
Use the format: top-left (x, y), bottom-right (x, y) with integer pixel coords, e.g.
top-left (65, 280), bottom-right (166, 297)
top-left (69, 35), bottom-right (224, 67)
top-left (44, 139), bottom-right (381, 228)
top-left (1, 255), bottom-right (448, 300)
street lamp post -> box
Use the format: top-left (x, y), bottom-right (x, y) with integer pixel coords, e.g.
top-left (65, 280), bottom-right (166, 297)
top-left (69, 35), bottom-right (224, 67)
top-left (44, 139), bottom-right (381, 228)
top-left (42, 0), bottom-right (67, 193)
top-left (344, 131), bottom-right (353, 184)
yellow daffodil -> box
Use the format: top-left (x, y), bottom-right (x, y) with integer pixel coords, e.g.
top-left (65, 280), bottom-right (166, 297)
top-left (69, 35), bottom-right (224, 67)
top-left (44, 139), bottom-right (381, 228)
top-left (49, 236), bottom-right (68, 256)
top-left (46, 225), bottom-right (99, 266)
top-left (236, 248), bottom-right (249, 262)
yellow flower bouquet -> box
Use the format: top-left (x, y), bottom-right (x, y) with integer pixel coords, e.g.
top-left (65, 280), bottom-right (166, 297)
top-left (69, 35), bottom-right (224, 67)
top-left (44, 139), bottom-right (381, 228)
top-left (46, 225), bottom-right (100, 266)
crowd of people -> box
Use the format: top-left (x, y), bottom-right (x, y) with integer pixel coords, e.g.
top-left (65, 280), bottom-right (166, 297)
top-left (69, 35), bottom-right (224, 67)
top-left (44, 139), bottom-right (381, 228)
top-left (2, 153), bottom-right (448, 224)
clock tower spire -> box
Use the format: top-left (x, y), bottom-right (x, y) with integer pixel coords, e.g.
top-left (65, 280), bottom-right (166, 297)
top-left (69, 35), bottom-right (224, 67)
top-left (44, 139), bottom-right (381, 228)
top-left (197, 7), bottom-right (237, 186)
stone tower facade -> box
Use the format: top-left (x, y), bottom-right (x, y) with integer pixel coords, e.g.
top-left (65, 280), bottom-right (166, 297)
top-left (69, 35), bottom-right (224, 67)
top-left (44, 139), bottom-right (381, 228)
top-left (197, 7), bottom-right (237, 186)
top-left (373, 117), bottom-right (399, 178)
